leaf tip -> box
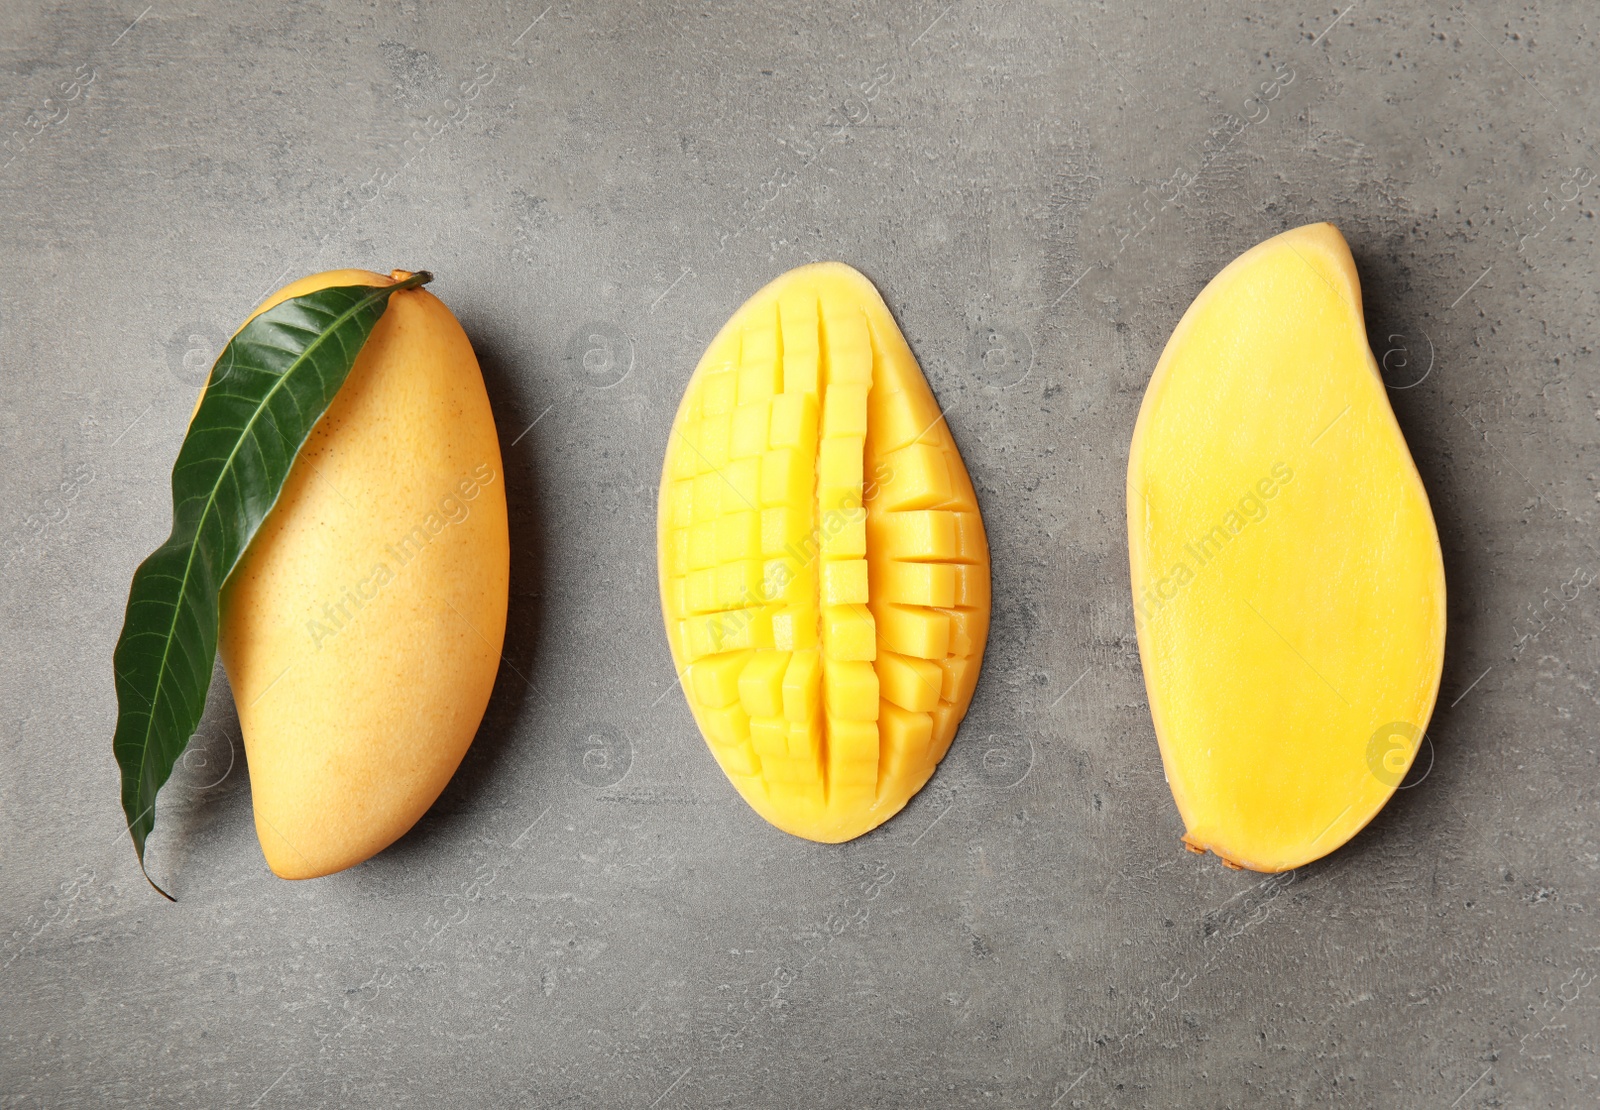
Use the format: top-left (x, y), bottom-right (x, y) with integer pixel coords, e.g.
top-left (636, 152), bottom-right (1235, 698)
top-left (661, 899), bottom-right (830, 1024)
top-left (139, 855), bottom-right (176, 902)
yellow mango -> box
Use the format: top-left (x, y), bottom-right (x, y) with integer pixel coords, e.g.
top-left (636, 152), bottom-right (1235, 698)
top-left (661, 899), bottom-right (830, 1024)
top-left (214, 270), bottom-right (509, 878)
top-left (658, 262), bottom-right (990, 842)
top-left (1127, 223), bottom-right (1445, 872)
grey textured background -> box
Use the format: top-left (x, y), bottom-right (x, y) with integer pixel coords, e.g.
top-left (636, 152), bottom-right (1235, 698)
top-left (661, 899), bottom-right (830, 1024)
top-left (2, 1), bottom-right (1597, 1106)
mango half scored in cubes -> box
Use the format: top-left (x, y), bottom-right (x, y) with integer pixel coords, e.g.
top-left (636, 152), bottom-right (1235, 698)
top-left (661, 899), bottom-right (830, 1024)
top-left (657, 262), bottom-right (990, 843)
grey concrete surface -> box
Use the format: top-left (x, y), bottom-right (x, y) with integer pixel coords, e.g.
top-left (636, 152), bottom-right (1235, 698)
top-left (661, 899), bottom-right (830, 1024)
top-left (2, 1), bottom-right (1597, 1106)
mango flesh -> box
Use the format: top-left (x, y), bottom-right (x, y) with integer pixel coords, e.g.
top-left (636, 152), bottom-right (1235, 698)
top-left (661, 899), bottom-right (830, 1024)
top-left (215, 270), bottom-right (509, 879)
top-left (1127, 223), bottom-right (1445, 873)
top-left (658, 262), bottom-right (990, 842)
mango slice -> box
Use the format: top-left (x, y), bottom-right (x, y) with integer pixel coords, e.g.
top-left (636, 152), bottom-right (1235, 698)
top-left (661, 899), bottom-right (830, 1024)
top-left (1127, 223), bottom-right (1445, 873)
top-left (217, 270), bottom-right (509, 879)
top-left (658, 263), bottom-right (990, 842)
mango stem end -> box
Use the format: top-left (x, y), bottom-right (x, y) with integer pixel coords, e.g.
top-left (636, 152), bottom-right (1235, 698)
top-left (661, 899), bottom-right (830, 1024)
top-left (390, 270), bottom-right (434, 290)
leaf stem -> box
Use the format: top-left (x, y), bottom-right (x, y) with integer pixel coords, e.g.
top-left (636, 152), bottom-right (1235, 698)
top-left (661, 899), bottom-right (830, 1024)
top-left (392, 270), bottom-right (433, 291)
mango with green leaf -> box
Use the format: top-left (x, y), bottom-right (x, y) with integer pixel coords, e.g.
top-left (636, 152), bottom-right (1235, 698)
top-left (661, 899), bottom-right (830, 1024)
top-left (113, 269), bottom-right (508, 890)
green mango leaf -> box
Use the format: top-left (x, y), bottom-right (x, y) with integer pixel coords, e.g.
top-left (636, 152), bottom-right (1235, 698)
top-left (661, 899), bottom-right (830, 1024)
top-left (112, 271), bottom-right (432, 899)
